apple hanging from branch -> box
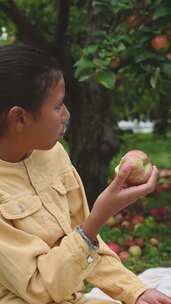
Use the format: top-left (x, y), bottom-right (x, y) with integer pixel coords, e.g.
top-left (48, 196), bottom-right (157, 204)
top-left (115, 150), bottom-right (152, 186)
top-left (151, 35), bottom-right (170, 53)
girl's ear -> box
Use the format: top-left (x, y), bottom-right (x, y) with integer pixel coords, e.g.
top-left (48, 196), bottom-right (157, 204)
top-left (7, 106), bottom-right (31, 133)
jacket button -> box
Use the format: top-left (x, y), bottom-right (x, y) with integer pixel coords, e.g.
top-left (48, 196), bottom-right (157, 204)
top-left (17, 203), bottom-right (25, 212)
top-left (87, 255), bottom-right (94, 264)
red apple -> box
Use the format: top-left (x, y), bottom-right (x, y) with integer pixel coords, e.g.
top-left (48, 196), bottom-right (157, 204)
top-left (127, 13), bottom-right (140, 27)
top-left (155, 234), bottom-right (161, 241)
top-left (151, 35), bottom-right (170, 53)
top-left (132, 215), bottom-right (144, 224)
top-left (124, 239), bottom-right (135, 247)
top-left (110, 57), bottom-right (121, 69)
top-left (119, 251), bottom-right (129, 260)
top-left (135, 238), bottom-right (144, 247)
top-left (129, 245), bottom-right (142, 257)
top-left (115, 150), bottom-right (152, 186)
top-left (150, 207), bottom-right (168, 217)
top-left (108, 242), bottom-right (121, 254)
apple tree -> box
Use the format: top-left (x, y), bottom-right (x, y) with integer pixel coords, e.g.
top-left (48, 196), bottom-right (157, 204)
top-left (75, 0), bottom-right (171, 136)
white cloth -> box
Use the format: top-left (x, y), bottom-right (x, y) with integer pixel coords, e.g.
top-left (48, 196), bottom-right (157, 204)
top-left (138, 267), bottom-right (171, 297)
top-left (85, 267), bottom-right (171, 301)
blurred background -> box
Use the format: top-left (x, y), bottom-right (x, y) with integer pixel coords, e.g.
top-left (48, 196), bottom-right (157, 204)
top-left (0, 0), bottom-right (171, 275)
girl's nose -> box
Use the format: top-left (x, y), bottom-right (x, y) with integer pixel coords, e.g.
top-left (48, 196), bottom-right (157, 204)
top-left (62, 104), bottom-right (70, 122)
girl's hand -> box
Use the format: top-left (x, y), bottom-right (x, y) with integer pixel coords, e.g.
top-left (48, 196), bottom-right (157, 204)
top-left (91, 163), bottom-right (158, 227)
top-left (81, 162), bottom-right (158, 241)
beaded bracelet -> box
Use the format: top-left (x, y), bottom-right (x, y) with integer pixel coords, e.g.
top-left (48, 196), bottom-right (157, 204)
top-left (75, 225), bottom-right (99, 250)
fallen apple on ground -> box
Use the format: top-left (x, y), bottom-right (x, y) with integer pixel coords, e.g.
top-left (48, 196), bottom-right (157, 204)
top-left (129, 245), bottom-right (142, 257)
top-left (115, 150), bottom-right (152, 186)
top-left (150, 207), bottom-right (168, 217)
top-left (121, 220), bottom-right (132, 230)
top-left (119, 251), bottom-right (129, 260)
top-left (105, 217), bottom-right (117, 227)
top-left (124, 239), bottom-right (135, 248)
top-left (132, 215), bottom-right (144, 224)
top-left (135, 238), bottom-right (144, 247)
top-left (149, 238), bottom-right (159, 246)
top-left (108, 242), bottom-right (121, 254)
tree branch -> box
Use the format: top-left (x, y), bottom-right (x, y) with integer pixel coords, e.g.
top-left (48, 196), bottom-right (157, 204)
top-left (0, 0), bottom-right (52, 53)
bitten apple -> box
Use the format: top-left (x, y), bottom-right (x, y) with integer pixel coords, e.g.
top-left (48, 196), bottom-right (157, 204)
top-left (115, 150), bottom-right (152, 186)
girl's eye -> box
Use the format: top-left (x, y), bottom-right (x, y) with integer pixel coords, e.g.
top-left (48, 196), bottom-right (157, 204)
top-left (56, 103), bottom-right (63, 110)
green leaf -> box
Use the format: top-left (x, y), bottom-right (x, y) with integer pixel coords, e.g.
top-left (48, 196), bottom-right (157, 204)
top-left (150, 67), bottom-right (160, 89)
top-left (153, 7), bottom-right (171, 20)
top-left (78, 74), bottom-right (92, 82)
top-left (135, 51), bottom-right (156, 63)
top-left (96, 70), bottom-right (115, 89)
top-left (84, 44), bottom-right (98, 55)
top-left (117, 42), bottom-right (126, 52)
top-left (161, 63), bottom-right (171, 78)
top-left (74, 58), bottom-right (94, 78)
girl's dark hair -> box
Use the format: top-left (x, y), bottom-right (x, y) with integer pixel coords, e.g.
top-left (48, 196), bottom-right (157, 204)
top-left (0, 43), bottom-right (62, 133)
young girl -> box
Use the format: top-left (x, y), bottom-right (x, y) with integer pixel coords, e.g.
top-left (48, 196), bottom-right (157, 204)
top-left (0, 43), bottom-right (169, 304)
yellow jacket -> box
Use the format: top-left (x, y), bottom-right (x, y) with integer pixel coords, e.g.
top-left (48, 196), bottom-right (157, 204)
top-left (0, 142), bottom-right (148, 304)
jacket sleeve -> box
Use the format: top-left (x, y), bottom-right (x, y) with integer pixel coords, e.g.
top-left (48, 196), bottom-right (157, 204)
top-left (0, 215), bottom-right (99, 304)
top-left (72, 167), bottom-right (149, 304)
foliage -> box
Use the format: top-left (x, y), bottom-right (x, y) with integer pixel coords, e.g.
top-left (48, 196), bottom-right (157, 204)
top-left (15, 0), bottom-right (57, 42)
top-left (75, 0), bottom-right (171, 121)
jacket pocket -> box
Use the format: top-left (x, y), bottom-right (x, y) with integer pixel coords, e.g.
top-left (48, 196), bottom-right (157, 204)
top-left (51, 171), bottom-right (83, 226)
top-left (0, 195), bottom-right (42, 220)
top-left (51, 171), bottom-right (79, 195)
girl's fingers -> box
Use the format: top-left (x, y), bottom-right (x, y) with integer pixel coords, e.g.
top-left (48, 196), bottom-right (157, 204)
top-left (140, 165), bottom-right (159, 194)
top-left (110, 161), bottom-right (133, 191)
top-left (120, 166), bottom-right (159, 202)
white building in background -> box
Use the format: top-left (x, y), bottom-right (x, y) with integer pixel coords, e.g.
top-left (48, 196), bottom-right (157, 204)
top-left (0, 27), bottom-right (8, 41)
top-left (117, 119), bottom-right (154, 133)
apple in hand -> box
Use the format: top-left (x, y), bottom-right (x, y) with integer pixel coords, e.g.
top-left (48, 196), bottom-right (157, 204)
top-left (115, 150), bottom-right (152, 186)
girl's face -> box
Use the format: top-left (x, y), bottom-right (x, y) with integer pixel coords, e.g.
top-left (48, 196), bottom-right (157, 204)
top-left (24, 75), bottom-right (70, 150)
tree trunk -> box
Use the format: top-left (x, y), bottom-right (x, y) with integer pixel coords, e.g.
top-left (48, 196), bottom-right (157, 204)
top-left (153, 98), bottom-right (170, 138)
top-left (67, 80), bottom-right (121, 208)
